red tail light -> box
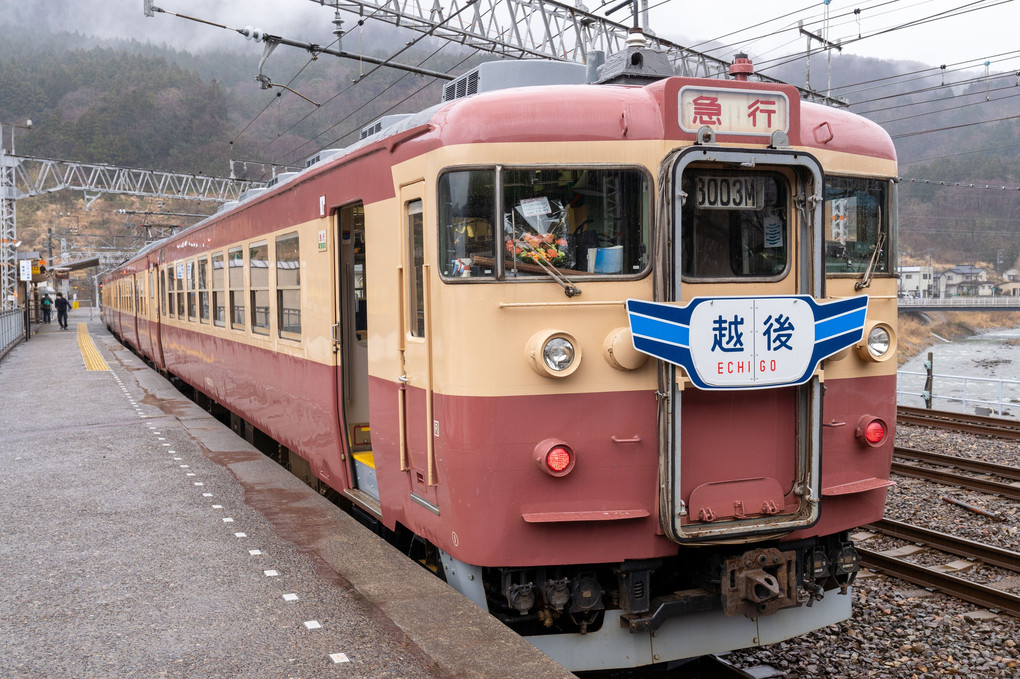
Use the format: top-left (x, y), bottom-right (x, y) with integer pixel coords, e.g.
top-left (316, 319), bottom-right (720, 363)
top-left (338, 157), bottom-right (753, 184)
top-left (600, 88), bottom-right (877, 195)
top-left (855, 416), bottom-right (888, 447)
top-left (546, 446), bottom-right (572, 473)
top-left (534, 439), bottom-right (575, 477)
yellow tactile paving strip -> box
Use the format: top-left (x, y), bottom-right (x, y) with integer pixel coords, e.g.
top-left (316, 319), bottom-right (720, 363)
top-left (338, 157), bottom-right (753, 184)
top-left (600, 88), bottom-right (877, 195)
top-left (76, 323), bottom-right (110, 371)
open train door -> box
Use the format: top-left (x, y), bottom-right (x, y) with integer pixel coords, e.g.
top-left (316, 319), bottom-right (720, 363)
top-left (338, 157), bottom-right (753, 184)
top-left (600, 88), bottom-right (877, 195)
top-left (333, 202), bottom-right (377, 509)
top-left (145, 259), bottom-right (160, 366)
top-left (152, 248), bottom-right (167, 371)
top-left (397, 182), bottom-right (441, 515)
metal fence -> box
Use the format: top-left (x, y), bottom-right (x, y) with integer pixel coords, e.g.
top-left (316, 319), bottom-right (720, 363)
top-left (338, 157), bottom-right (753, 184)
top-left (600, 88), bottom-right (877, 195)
top-left (898, 296), bottom-right (1020, 309)
top-left (0, 308), bottom-right (25, 361)
top-left (897, 368), bottom-right (1020, 419)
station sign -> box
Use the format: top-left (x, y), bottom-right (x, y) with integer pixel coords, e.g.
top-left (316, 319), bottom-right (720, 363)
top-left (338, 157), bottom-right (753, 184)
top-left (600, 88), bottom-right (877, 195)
top-left (19, 259), bottom-right (32, 281)
top-left (626, 295), bottom-right (869, 390)
top-left (677, 86), bottom-right (790, 137)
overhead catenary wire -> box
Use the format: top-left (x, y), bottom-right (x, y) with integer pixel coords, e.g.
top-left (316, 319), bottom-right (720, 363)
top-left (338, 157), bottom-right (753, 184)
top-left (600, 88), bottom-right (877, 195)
top-left (747, 0), bottom-right (1015, 76)
top-left (900, 141), bottom-right (1020, 166)
top-left (256, 0), bottom-right (487, 166)
top-left (148, 3), bottom-right (472, 177)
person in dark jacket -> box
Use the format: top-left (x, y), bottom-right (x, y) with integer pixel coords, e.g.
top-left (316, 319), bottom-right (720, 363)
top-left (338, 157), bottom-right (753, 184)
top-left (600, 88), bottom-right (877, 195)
top-left (54, 292), bottom-right (70, 330)
top-left (41, 294), bottom-right (52, 323)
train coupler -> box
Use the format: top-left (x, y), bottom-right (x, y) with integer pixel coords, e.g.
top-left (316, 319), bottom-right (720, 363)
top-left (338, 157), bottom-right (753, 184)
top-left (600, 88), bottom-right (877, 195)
top-left (721, 547), bottom-right (800, 619)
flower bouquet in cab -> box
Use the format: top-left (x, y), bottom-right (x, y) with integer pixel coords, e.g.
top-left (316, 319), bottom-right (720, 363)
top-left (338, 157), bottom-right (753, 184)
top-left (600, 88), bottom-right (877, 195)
top-left (506, 231), bottom-right (569, 266)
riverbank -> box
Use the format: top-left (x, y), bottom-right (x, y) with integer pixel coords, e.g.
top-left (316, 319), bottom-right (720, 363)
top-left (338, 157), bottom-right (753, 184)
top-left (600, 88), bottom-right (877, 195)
top-left (897, 311), bottom-right (1020, 364)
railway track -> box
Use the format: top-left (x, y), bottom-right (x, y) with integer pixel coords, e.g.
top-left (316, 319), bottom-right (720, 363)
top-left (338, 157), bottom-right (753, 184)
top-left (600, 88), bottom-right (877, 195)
top-left (866, 518), bottom-right (1020, 572)
top-left (897, 405), bottom-right (1020, 439)
top-left (858, 518), bottom-right (1020, 618)
top-left (891, 448), bottom-right (1020, 501)
top-left (894, 446), bottom-right (1020, 483)
top-left (857, 546), bottom-right (1020, 618)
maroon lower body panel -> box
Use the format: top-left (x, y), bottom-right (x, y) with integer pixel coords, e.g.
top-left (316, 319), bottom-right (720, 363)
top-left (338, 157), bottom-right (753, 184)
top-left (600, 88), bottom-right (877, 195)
top-left (153, 322), bottom-right (895, 568)
top-left (788, 373), bottom-right (896, 540)
top-left (161, 327), bottom-right (350, 490)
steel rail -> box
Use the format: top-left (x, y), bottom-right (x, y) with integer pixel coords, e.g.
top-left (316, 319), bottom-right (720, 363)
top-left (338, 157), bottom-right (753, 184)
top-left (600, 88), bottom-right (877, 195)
top-left (894, 446), bottom-right (1020, 482)
top-left (897, 406), bottom-right (1020, 440)
top-left (890, 461), bottom-right (1020, 501)
top-left (865, 518), bottom-right (1020, 572)
top-left (858, 547), bottom-right (1020, 617)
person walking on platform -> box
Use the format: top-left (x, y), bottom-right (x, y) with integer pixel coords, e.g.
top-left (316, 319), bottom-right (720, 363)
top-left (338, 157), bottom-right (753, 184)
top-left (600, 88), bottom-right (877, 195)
top-left (54, 292), bottom-right (70, 330)
top-left (41, 294), bottom-right (52, 324)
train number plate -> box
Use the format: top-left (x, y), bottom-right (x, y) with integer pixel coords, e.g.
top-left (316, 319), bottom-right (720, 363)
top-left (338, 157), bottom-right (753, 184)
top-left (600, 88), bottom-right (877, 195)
top-left (694, 176), bottom-right (763, 210)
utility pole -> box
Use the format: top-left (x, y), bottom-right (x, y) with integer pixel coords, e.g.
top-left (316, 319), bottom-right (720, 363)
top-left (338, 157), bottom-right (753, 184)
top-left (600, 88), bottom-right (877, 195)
top-left (799, 17), bottom-right (841, 97)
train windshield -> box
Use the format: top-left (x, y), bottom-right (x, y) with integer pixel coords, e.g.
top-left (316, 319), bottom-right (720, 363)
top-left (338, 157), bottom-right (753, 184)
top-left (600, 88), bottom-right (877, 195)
top-left (823, 177), bottom-right (890, 275)
top-left (680, 171), bottom-right (790, 280)
top-left (439, 167), bottom-right (650, 279)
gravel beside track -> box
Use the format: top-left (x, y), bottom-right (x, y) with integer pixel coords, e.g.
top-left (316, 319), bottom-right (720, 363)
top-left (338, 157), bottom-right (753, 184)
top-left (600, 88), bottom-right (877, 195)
top-left (729, 423), bottom-right (1020, 678)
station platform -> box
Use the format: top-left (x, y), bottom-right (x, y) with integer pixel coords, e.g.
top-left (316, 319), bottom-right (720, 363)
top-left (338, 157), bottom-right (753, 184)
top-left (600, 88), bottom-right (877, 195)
top-left (0, 317), bottom-right (576, 679)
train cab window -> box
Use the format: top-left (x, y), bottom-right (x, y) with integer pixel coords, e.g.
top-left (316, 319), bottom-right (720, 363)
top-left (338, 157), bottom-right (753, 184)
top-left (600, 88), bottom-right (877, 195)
top-left (212, 253), bottom-right (225, 327)
top-left (276, 233), bottom-right (301, 339)
top-left (503, 168), bottom-right (649, 277)
top-left (439, 170), bottom-right (496, 278)
top-left (249, 241), bottom-right (270, 335)
top-left (680, 172), bottom-right (789, 280)
top-left (439, 167), bottom-right (650, 279)
top-left (187, 260), bottom-right (197, 321)
top-left (824, 177), bottom-right (889, 275)
top-left (197, 258), bottom-right (209, 323)
top-left (228, 247), bottom-right (245, 330)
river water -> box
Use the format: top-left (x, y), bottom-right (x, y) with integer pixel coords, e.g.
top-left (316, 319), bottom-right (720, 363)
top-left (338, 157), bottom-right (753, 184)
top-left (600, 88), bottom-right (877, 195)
top-left (896, 325), bottom-right (1020, 419)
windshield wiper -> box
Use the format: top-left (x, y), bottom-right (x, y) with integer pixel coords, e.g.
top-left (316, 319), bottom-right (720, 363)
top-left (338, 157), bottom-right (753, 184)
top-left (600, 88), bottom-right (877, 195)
top-left (529, 255), bottom-right (582, 297)
top-left (855, 231), bottom-right (886, 291)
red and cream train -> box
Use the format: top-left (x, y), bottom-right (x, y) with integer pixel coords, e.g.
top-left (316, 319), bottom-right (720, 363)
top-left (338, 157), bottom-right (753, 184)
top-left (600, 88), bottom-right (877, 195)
top-left (103, 45), bottom-right (898, 671)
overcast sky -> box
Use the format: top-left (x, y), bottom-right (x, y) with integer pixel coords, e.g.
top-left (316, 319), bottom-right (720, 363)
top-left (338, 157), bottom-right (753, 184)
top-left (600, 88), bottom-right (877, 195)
top-left (11, 0), bottom-right (1018, 75)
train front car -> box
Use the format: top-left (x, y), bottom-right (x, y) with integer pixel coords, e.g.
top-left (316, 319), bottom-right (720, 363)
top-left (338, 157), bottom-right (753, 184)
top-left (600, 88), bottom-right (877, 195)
top-left (411, 53), bottom-right (897, 671)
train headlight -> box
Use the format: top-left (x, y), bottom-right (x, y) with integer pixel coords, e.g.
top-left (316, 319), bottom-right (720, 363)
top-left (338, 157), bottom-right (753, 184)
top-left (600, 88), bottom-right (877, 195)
top-left (527, 330), bottom-right (582, 378)
top-left (856, 321), bottom-right (896, 362)
top-left (534, 438), bottom-right (575, 477)
top-left (867, 326), bottom-right (891, 356)
top-left (855, 415), bottom-right (888, 447)
top-left (545, 337), bottom-right (575, 371)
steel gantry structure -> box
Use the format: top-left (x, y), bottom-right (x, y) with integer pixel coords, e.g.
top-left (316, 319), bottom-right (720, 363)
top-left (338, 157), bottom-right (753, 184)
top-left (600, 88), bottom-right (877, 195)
top-left (0, 149), bottom-right (263, 310)
top-left (314, 0), bottom-right (847, 107)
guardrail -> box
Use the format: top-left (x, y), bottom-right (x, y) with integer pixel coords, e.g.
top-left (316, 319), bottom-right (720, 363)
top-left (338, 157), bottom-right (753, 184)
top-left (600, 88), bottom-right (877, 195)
top-left (898, 367), bottom-right (1020, 419)
top-left (898, 296), bottom-right (1020, 309)
top-left (0, 307), bottom-right (26, 362)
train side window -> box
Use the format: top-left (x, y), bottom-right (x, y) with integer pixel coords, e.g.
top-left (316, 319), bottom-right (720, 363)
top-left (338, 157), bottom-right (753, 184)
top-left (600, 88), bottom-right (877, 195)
top-left (824, 177), bottom-right (889, 275)
top-left (680, 172), bottom-right (789, 280)
top-left (228, 246), bottom-right (245, 330)
top-left (197, 257), bottom-right (209, 323)
top-left (175, 262), bottom-right (186, 317)
top-left (503, 167), bottom-right (650, 277)
top-left (212, 252), bottom-right (225, 327)
top-left (136, 276), bottom-right (144, 317)
top-left (187, 260), bottom-right (197, 321)
top-left (439, 170), bottom-right (495, 278)
top-left (276, 233), bottom-right (301, 339)
top-left (407, 200), bottom-right (425, 337)
top-left (249, 241), bottom-right (270, 336)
